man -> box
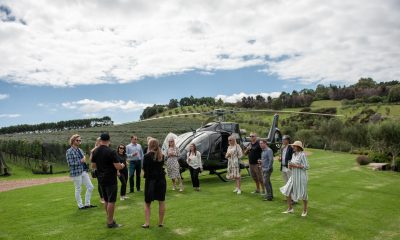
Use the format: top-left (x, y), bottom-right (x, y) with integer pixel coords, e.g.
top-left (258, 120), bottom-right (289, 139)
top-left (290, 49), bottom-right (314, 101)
top-left (244, 132), bottom-right (264, 194)
top-left (66, 134), bottom-right (95, 210)
top-left (91, 133), bottom-right (125, 228)
top-left (280, 135), bottom-right (293, 184)
top-left (126, 135), bottom-right (144, 192)
top-left (259, 139), bottom-right (274, 201)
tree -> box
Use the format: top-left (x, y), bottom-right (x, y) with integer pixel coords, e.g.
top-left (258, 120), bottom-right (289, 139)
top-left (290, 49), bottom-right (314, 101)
top-left (295, 129), bottom-right (314, 147)
top-left (354, 78), bottom-right (376, 88)
top-left (168, 99), bottom-right (179, 109)
top-left (369, 121), bottom-right (400, 170)
top-left (319, 118), bottom-right (343, 149)
top-left (216, 98), bottom-right (224, 106)
top-left (388, 85), bottom-right (400, 102)
top-left (271, 98), bottom-right (283, 110)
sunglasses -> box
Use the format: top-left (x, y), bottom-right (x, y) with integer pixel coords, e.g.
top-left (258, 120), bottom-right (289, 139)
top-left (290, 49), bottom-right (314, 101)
top-left (250, 135), bottom-right (255, 137)
top-left (118, 147), bottom-right (125, 149)
top-left (76, 139), bottom-right (82, 142)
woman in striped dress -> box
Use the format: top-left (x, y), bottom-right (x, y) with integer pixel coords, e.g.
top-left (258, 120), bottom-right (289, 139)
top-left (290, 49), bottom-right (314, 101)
top-left (280, 141), bottom-right (309, 217)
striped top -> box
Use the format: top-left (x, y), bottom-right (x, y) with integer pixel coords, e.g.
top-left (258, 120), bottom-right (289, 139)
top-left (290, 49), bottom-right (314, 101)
top-left (279, 151), bottom-right (309, 201)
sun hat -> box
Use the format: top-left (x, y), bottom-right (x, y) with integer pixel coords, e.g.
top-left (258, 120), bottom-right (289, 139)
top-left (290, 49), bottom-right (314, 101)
top-left (290, 141), bottom-right (304, 150)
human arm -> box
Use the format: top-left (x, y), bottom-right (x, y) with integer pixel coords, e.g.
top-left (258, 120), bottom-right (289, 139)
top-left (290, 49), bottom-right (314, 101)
top-left (266, 149), bottom-right (274, 171)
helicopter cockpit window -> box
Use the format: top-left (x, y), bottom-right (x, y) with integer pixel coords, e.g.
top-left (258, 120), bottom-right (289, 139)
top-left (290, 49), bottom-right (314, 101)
top-left (221, 123), bottom-right (233, 132)
top-left (176, 132), bottom-right (195, 151)
top-left (185, 132), bottom-right (209, 155)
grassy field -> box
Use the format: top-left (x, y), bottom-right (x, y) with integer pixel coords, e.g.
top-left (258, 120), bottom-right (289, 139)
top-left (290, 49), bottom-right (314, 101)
top-left (0, 149), bottom-right (399, 240)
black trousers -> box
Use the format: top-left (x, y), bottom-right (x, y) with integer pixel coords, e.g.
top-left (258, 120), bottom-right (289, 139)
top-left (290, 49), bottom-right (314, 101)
top-left (189, 166), bottom-right (200, 188)
top-left (129, 160), bottom-right (142, 192)
top-left (118, 168), bottom-right (128, 196)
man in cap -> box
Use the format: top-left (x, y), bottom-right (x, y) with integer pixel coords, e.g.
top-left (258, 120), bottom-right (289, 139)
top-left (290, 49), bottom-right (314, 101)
top-left (91, 132), bottom-right (126, 228)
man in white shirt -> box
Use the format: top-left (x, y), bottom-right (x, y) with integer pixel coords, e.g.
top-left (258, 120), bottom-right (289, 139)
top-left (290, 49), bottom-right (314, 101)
top-left (126, 135), bottom-right (144, 193)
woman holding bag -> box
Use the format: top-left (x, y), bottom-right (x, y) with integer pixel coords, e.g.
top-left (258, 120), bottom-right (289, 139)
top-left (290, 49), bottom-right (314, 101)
top-left (225, 135), bottom-right (243, 194)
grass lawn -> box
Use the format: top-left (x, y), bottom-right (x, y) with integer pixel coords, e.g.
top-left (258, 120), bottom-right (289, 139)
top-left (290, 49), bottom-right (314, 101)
top-left (0, 149), bottom-right (399, 240)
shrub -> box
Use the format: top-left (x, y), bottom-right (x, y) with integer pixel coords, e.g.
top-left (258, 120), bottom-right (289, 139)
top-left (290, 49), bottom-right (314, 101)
top-left (332, 141), bottom-right (352, 152)
top-left (356, 155), bottom-right (371, 165)
top-left (368, 152), bottom-right (390, 163)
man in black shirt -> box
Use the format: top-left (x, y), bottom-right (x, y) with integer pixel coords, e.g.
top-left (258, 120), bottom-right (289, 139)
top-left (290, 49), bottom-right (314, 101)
top-left (244, 133), bottom-right (264, 195)
top-left (91, 133), bottom-right (125, 228)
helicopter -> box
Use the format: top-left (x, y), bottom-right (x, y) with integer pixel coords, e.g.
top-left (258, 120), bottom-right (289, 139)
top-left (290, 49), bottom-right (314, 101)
top-left (145, 108), bottom-right (343, 181)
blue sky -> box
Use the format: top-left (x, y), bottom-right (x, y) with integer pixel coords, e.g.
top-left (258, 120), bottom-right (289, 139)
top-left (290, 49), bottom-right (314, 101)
top-left (0, 0), bottom-right (399, 127)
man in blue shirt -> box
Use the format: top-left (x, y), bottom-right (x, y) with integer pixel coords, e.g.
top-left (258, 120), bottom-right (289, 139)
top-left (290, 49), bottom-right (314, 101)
top-left (126, 135), bottom-right (144, 192)
top-left (66, 134), bottom-right (95, 210)
top-left (259, 139), bottom-right (274, 201)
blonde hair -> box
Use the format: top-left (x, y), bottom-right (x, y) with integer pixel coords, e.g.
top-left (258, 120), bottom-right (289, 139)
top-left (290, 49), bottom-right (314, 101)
top-left (69, 134), bottom-right (80, 146)
top-left (148, 138), bottom-right (163, 161)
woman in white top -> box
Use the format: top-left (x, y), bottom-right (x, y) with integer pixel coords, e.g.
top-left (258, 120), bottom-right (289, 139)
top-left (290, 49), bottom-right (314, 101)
top-left (186, 143), bottom-right (203, 191)
top-left (225, 135), bottom-right (243, 194)
top-left (280, 141), bottom-right (309, 217)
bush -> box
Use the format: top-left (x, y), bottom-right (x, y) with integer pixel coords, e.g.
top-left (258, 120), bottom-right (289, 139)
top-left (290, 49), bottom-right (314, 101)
top-left (307, 135), bottom-right (325, 149)
top-left (368, 152), bottom-right (391, 163)
top-left (356, 155), bottom-right (371, 165)
top-left (332, 141), bottom-right (352, 152)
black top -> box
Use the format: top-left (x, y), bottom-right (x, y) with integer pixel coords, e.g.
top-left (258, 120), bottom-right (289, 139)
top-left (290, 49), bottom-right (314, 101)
top-left (280, 145), bottom-right (294, 169)
top-left (91, 145), bottom-right (119, 185)
top-left (248, 140), bottom-right (262, 165)
top-left (143, 152), bottom-right (165, 180)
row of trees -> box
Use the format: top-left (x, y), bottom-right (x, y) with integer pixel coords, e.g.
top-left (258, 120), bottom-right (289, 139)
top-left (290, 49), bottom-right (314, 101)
top-left (0, 116), bottom-right (113, 135)
top-left (280, 115), bottom-right (400, 171)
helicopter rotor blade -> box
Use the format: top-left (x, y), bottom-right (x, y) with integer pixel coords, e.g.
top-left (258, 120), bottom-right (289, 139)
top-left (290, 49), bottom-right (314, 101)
top-left (140, 113), bottom-right (201, 122)
top-left (235, 109), bottom-right (344, 117)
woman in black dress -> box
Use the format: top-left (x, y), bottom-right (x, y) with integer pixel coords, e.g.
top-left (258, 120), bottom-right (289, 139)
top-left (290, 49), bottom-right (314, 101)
top-left (142, 138), bottom-right (166, 228)
top-left (116, 144), bottom-right (129, 201)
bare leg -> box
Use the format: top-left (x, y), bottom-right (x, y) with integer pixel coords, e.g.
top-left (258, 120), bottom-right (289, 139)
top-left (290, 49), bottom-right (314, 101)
top-left (236, 178), bottom-right (241, 190)
top-left (106, 202), bottom-right (116, 225)
top-left (179, 178), bottom-right (184, 191)
top-left (144, 202), bottom-right (151, 226)
top-left (303, 200), bottom-right (308, 213)
top-left (171, 179), bottom-right (176, 189)
top-left (287, 196), bottom-right (293, 210)
top-left (255, 180), bottom-right (260, 192)
top-left (104, 202), bottom-right (109, 222)
top-left (158, 201), bottom-right (165, 225)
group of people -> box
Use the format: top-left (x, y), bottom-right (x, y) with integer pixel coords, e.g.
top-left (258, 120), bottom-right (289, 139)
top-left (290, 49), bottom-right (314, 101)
top-left (239, 132), bottom-right (309, 217)
top-left (65, 131), bottom-right (309, 229)
top-left (65, 132), bottom-right (205, 228)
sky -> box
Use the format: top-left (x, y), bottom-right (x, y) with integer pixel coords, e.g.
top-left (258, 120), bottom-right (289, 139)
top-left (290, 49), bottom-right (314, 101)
top-left (0, 0), bottom-right (399, 127)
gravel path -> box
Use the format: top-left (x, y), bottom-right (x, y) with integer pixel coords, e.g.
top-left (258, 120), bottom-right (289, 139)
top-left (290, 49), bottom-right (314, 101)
top-left (0, 176), bottom-right (70, 192)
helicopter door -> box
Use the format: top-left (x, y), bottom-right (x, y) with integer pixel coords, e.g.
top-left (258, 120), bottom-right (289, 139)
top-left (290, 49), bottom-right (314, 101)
top-left (221, 132), bottom-right (230, 160)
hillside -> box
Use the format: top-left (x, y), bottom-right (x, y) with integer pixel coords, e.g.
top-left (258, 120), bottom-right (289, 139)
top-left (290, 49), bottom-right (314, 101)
top-left (1, 100), bottom-right (400, 145)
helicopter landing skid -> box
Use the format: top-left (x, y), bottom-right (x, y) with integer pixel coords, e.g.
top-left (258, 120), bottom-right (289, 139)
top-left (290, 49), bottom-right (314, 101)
top-left (210, 163), bottom-right (250, 182)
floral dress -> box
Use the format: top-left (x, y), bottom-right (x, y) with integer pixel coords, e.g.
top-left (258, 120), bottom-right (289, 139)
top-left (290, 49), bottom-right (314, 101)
top-left (166, 147), bottom-right (181, 179)
top-left (226, 144), bottom-right (243, 179)
top-left (280, 151), bottom-right (309, 201)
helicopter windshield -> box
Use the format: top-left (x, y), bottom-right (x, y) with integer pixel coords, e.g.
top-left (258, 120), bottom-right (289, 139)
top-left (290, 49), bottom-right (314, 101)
top-left (185, 132), bottom-right (210, 154)
top-left (176, 132), bottom-right (195, 151)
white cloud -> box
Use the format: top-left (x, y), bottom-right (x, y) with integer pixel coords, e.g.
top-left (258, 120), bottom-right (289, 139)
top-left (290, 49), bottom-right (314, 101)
top-left (0, 0), bottom-right (399, 87)
top-left (216, 92), bottom-right (281, 103)
top-left (0, 93), bottom-right (9, 100)
top-left (62, 99), bottom-right (151, 114)
top-left (0, 114), bottom-right (20, 118)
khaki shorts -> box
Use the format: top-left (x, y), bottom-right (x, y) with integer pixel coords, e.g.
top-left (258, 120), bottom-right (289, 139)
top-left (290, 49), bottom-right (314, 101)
top-left (249, 164), bottom-right (263, 182)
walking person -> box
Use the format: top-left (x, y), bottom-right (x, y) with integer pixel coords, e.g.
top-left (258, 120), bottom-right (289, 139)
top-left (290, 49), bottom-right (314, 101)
top-left (142, 138), bottom-right (167, 228)
top-left (280, 135), bottom-right (293, 184)
top-left (280, 141), bottom-right (309, 217)
top-left (66, 134), bottom-right (95, 210)
top-left (126, 135), bottom-right (144, 193)
top-left (244, 133), bottom-right (264, 195)
top-left (225, 135), bottom-right (243, 194)
top-left (90, 137), bottom-right (104, 204)
top-left (187, 143), bottom-right (203, 191)
top-left (91, 133), bottom-right (126, 228)
top-left (165, 138), bottom-right (183, 192)
top-left (116, 144), bottom-right (129, 201)
top-left (259, 139), bottom-right (274, 201)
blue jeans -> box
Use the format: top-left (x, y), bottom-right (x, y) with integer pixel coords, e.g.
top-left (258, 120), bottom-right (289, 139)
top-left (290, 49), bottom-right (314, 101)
top-left (129, 160), bottom-right (141, 192)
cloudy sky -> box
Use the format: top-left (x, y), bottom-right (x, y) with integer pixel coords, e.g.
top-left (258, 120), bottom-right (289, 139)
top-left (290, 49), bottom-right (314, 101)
top-left (0, 0), bottom-right (399, 127)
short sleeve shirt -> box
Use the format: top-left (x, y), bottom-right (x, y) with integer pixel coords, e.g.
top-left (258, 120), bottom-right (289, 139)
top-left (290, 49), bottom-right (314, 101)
top-left (248, 141), bottom-right (262, 165)
top-left (91, 145), bottom-right (119, 185)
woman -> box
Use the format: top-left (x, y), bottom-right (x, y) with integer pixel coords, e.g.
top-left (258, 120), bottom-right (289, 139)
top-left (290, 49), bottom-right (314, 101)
top-left (90, 137), bottom-right (104, 204)
top-left (116, 144), bottom-right (129, 201)
top-left (142, 138), bottom-right (166, 228)
top-left (166, 138), bottom-right (183, 192)
top-left (225, 135), bottom-right (243, 194)
top-left (280, 141), bottom-right (309, 217)
top-left (187, 143), bottom-right (203, 191)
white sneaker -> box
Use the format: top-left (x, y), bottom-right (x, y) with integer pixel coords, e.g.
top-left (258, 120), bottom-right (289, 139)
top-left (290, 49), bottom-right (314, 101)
top-left (120, 197), bottom-right (125, 201)
top-left (233, 188), bottom-right (238, 193)
top-left (237, 190), bottom-right (241, 195)
top-left (301, 211), bottom-right (308, 217)
top-left (282, 208), bottom-right (294, 214)
top-left (123, 196), bottom-right (129, 199)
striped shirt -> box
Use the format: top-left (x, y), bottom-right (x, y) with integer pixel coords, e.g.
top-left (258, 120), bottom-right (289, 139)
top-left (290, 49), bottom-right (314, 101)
top-left (66, 147), bottom-right (85, 177)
